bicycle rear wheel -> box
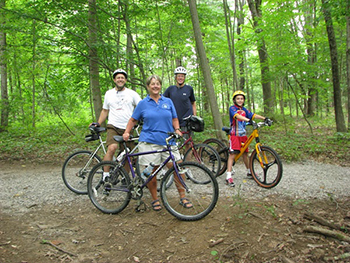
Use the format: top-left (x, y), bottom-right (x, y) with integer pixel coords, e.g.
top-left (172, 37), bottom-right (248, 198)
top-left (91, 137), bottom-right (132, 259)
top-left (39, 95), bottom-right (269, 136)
top-left (202, 138), bottom-right (228, 176)
top-left (160, 162), bottom-right (219, 221)
top-left (250, 146), bottom-right (283, 188)
top-left (87, 161), bottom-right (131, 214)
top-left (183, 143), bottom-right (221, 177)
top-left (62, 150), bottom-right (101, 194)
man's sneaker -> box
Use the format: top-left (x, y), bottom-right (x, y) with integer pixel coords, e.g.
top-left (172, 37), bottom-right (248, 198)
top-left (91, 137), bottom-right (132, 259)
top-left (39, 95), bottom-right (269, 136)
top-left (247, 172), bottom-right (254, 179)
top-left (225, 177), bottom-right (235, 187)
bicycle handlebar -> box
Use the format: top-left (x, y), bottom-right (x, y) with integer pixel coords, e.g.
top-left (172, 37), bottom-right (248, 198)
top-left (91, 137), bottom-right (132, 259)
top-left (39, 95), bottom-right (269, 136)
top-left (221, 120), bottom-right (272, 135)
top-left (165, 132), bottom-right (181, 145)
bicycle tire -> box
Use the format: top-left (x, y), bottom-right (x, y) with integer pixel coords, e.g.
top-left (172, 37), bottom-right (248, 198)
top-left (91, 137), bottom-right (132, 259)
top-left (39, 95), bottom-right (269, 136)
top-left (62, 150), bottom-right (102, 194)
top-left (183, 143), bottom-right (221, 178)
top-left (87, 161), bottom-right (131, 214)
top-left (160, 161), bottom-right (219, 221)
top-left (156, 167), bottom-right (173, 192)
top-left (249, 146), bottom-right (283, 188)
top-left (202, 138), bottom-right (228, 176)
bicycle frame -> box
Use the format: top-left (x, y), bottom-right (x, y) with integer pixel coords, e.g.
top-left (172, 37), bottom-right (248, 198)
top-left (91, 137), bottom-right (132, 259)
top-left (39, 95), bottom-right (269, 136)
top-left (116, 134), bottom-right (187, 192)
top-left (233, 129), bottom-right (260, 161)
top-left (231, 123), bottom-right (267, 169)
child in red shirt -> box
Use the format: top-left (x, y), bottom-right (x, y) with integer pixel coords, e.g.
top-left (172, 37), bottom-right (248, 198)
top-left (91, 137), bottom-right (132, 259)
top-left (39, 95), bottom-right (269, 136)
top-left (226, 90), bottom-right (269, 187)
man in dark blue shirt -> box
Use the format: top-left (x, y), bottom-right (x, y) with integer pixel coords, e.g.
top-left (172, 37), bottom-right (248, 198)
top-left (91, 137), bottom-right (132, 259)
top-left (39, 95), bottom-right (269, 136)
top-left (163, 66), bottom-right (197, 129)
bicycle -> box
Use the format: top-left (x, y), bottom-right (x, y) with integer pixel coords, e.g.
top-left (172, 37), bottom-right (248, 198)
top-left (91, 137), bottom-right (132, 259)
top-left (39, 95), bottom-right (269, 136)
top-left (153, 115), bottom-right (221, 191)
top-left (180, 115), bottom-right (221, 177)
top-left (87, 132), bottom-right (219, 221)
top-left (203, 120), bottom-right (283, 188)
top-left (62, 126), bottom-right (107, 194)
top-left (62, 125), bottom-right (140, 195)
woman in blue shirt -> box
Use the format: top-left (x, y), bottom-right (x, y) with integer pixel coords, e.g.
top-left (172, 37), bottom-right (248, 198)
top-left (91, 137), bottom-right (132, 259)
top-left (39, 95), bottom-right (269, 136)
top-left (123, 75), bottom-right (192, 211)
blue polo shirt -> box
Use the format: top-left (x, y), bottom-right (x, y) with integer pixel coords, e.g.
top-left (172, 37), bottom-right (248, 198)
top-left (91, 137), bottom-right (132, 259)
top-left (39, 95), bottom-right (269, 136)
top-left (132, 95), bottom-right (178, 145)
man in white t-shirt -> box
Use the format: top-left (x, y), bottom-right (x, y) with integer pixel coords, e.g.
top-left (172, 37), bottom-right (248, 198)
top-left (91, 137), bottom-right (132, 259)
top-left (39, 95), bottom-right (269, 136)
top-left (91, 69), bottom-right (141, 162)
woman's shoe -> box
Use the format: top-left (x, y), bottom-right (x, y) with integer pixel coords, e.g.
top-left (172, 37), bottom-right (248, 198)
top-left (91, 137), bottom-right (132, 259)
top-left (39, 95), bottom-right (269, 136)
top-left (151, 199), bottom-right (162, 211)
top-left (225, 177), bottom-right (235, 187)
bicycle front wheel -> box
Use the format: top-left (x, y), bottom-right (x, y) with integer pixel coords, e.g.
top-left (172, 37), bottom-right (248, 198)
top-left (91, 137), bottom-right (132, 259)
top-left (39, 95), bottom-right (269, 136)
top-left (250, 146), bottom-right (283, 188)
top-left (202, 138), bottom-right (228, 176)
top-left (62, 150), bottom-right (101, 194)
top-left (160, 162), bottom-right (219, 221)
top-left (87, 161), bottom-right (131, 214)
top-left (183, 143), bottom-right (221, 177)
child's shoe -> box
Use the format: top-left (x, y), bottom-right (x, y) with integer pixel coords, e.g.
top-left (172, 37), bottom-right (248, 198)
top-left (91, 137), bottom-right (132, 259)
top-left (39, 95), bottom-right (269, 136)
top-left (225, 177), bottom-right (235, 187)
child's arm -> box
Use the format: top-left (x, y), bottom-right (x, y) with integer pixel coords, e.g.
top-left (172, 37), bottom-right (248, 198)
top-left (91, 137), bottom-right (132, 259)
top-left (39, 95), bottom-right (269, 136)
top-left (253, 114), bottom-right (266, 121)
top-left (234, 114), bottom-right (250, 122)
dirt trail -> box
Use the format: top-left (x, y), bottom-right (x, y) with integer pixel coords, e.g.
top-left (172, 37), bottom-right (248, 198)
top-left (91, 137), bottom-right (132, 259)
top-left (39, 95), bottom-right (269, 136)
top-left (0, 161), bottom-right (349, 262)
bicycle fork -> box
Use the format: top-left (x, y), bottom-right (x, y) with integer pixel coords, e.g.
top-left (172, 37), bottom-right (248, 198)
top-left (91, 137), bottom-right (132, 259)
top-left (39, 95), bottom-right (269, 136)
top-left (255, 143), bottom-right (267, 168)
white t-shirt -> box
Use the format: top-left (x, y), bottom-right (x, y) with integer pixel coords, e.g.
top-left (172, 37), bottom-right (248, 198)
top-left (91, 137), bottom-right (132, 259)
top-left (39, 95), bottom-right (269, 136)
top-left (103, 87), bottom-right (141, 129)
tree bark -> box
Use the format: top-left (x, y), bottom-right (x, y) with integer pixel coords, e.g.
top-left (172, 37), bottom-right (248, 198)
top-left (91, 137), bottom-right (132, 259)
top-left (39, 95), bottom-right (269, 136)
top-left (236, 0), bottom-right (245, 90)
top-left (187, 0), bottom-right (224, 140)
top-left (0, 0), bottom-right (9, 132)
top-left (346, 0), bottom-right (350, 131)
top-left (321, 0), bottom-right (346, 132)
top-left (305, 0), bottom-right (317, 116)
top-left (88, 0), bottom-right (102, 122)
top-left (32, 19), bottom-right (36, 128)
top-left (247, 0), bottom-right (273, 115)
top-left (223, 0), bottom-right (238, 90)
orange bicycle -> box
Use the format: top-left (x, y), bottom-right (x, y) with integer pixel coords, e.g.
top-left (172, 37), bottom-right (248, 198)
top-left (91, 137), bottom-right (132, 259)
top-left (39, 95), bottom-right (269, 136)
top-left (203, 120), bottom-right (283, 188)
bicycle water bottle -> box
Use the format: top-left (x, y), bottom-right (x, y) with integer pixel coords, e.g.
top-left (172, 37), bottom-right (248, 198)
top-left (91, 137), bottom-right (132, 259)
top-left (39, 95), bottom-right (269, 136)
top-left (141, 162), bottom-right (155, 181)
top-left (116, 148), bottom-right (129, 162)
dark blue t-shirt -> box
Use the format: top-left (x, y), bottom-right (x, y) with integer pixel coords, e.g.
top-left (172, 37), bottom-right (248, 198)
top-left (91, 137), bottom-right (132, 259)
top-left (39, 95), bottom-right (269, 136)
top-left (163, 84), bottom-right (196, 126)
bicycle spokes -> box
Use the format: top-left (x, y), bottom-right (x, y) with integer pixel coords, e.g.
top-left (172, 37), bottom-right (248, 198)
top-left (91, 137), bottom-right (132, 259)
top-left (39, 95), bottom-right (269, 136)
top-left (250, 146), bottom-right (283, 188)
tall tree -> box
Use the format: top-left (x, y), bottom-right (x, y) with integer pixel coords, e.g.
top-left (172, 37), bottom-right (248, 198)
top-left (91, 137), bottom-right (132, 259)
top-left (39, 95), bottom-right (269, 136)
top-left (321, 0), bottom-right (346, 132)
top-left (223, 0), bottom-right (238, 90)
top-left (347, 0), bottom-right (350, 130)
top-left (0, 0), bottom-right (8, 131)
top-left (188, 0), bottom-right (224, 140)
top-left (247, 0), bottom-right (273, 115)
top-left (304, 0), bottom-right (317, 116)
top-left (88, 0), bottom-right (102, 122)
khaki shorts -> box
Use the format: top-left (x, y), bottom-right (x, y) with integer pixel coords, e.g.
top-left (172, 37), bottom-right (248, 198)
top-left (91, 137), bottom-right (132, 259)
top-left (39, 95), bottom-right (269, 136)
top-left (138, 142), bottom-right (181, 166)
top-left (106, 124), bottom-right (135, 151)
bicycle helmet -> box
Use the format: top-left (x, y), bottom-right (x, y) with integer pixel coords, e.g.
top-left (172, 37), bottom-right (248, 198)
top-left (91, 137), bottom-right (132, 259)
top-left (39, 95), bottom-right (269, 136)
top-left (232, 90), bottom-right (246, 100)
top-left (112, 69), bottom-right (128, 79)
top-left (174, 66), bottom-right (187, 75)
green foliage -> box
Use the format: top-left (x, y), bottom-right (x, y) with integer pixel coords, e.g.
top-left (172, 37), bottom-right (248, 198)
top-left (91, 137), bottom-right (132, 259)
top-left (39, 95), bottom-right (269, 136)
top-left (1, 0), bottom-right (349, 151)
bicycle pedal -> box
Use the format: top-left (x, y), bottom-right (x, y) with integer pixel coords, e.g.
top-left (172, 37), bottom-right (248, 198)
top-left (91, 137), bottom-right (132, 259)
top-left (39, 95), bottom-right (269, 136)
top-left (135, 201), bottom-right (146, 213)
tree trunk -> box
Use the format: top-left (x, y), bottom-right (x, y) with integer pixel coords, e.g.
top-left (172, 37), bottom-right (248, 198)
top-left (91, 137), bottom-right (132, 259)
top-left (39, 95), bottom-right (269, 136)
top-left (122, 0), bottom-right (136, 88)
top-left (347, 0), bottom-right (350, 131)
top-left (188, 0), bottom-right (224, 140)
top-left (321, 0), bottom-right (346, 132)
top-left (88, 0), bottom-right (102, 122)
top-left (305, 0), bottom-right (317, 116)
top-left (223, 0), bottom-right (238, 90)
top-left (0, 0), bottom-right (8, 132)
top-left (247, 0), bottom-right (273, 115)
top-left (236, 0), bottom-right (245, 90)
top-left (32, 19), bottom-right (36, 128)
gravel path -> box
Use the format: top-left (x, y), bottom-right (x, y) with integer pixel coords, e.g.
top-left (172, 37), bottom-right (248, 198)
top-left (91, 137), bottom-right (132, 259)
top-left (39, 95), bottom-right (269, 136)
top-left (0, 161), bottom-right (349, 215)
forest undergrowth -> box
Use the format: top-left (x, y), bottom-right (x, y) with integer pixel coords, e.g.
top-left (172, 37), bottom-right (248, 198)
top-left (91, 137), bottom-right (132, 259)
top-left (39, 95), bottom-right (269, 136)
top-left (0, 115), bottom-right (349, 167)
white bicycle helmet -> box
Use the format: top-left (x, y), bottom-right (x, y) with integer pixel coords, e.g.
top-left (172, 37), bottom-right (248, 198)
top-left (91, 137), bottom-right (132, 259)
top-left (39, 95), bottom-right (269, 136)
top-left (174, 66), bottom-right (187, 75)
top-left (112, 69), bottom-right (128, 79)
